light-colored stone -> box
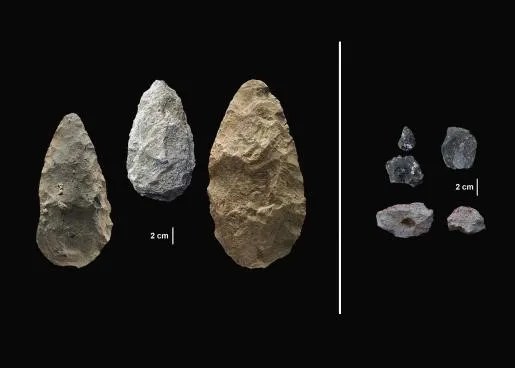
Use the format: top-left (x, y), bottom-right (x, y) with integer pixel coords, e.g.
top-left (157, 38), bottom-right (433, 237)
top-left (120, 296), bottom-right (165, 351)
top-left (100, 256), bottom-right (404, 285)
top-left (376, 202), bottom-right (433, 238)
top-left (127, 80), bottom-right (195, 201)
top-left (208, 80), bottom-right (306, 268)
top-left (447, 206), bottom-right (485, 234)
top-left (37, 113), bottom-right (113, 267)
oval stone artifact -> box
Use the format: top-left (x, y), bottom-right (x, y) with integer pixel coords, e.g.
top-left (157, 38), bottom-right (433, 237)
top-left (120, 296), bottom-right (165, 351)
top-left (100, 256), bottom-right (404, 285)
top-left (127, 80), bottom-right (195, 201)
top-left (208, 80), bottom-right (306, 268)
top-left (441, 127), bottom-right (477, 169)
top-left (37, 113), bottom-right (113, 267)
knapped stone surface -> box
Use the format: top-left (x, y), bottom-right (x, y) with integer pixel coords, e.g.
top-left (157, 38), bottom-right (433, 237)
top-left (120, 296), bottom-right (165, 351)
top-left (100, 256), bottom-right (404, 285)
top-left (441, 127), bottom-right (477, 169)
top-left (208, 80), bottom-right (306, 268)
top-left (447, 206), bottom-right (485, 234)
top-left (127, 80), bottom-right (195, 201)
top-left (385, 155), bottom-right (424, 187)
top-left (398, 126), bottom-right (415, 151)
top-left (376, 202), bottom-right (433, 238)
top-left (37, 113), bottom-right (113, 267)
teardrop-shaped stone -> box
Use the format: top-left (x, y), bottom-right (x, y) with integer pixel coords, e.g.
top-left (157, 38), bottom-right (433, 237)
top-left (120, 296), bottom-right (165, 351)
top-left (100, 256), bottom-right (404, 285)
top-left (208, 80), bottom-right (306, 268)
top-left (398, 126), bottom-right (415, 151)
top-left (127, 80), bottom-right (195, 201)
top-left (37, 113), bottom-right (113, 268)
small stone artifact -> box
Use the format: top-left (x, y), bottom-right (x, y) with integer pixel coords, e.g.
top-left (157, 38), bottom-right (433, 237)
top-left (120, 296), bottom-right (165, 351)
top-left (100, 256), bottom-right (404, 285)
top-left (447, 206), bottom-right (485, 234)
top-left (441, 127), bottom-right (477, 169)
top-left (385, 155), bottom-right (423, 187)
top-left (398, 126), bottom-right (415, 151)
top-left (208, 80), bottom-right (306, 268)
top-left (37, 113), bottom-right (113, 267)
top-left (127, 80), bottom-right (195, 201)
top-left (376, 202), bottom-right (433, 238)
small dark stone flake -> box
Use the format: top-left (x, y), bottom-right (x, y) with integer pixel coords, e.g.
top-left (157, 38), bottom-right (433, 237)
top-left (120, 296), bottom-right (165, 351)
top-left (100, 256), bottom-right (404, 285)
top-left (398, 126), bottom-right (415, 151)
top-left (441, 127), bottom-right (477, 169)
top-left (385, 155), bottom-right (423, 187)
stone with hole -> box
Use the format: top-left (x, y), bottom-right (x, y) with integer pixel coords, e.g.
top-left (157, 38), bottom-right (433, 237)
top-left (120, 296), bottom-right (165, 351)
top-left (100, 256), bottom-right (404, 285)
top-left (376, 202), bottom-right (433, 238)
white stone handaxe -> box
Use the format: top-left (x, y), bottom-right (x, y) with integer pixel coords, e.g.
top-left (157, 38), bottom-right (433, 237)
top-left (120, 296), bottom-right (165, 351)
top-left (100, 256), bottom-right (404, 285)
top-left (127, 80), bottom-right (195, 201)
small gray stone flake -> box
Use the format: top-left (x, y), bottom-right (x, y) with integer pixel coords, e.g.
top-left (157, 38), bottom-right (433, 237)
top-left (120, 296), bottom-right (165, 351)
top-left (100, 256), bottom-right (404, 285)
top-left (127, 80), bottom-right (195, 201)
top-left (385, 155), bottom-right (423, 187)
top-left (447, 206), bottom-right (485, 234)
top-left (376, 202), bottom-right (433, 238)
top-left (398, 126), bottom-right (415, 151)
top-left (441, 127), bottom-right (477, 169)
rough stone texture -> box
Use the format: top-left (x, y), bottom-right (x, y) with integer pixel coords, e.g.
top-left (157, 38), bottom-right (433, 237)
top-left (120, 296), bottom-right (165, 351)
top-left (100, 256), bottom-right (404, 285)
top-left (398, 126), bottom-right (415, 151)
top-left (127, 80), bottom-right (195, 201)
top-left (208, 80), bottom-right (306, 268)
top-left (37, 114), bottom-right (113, 267)
top-left (441, 127), bottom-right (477, 169)
top-left (376, 202), bottom-right (433, 238)
top-left (447, 206), bottom-right (485, 234)
top-left (385, 155), bottom-right (423, 187)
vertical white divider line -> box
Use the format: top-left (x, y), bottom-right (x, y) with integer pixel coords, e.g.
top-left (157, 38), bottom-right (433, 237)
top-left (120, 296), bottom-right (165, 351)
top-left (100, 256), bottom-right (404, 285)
top-left (338, 41), bottom-right (342, 315)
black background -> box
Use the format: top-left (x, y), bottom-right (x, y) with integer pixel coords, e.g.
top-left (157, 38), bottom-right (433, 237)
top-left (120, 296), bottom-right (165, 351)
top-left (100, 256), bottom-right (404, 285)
top-left (27, 42), bottom-right (340, 313)
top-left (352, 41), bottom-right (500, 317)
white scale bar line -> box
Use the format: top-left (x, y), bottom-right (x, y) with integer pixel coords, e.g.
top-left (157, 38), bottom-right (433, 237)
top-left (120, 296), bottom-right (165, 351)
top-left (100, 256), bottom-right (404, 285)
top-left (476, 178), bottom-right (479, 197)
top-left (172, 227), bottom-right (174, 245)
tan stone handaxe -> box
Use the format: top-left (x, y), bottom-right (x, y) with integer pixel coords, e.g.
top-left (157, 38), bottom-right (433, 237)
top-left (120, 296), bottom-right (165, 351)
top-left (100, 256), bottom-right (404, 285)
top-left (37, 113), bottom-right (113, 267)
top-left (208, 80), bottom-right (306, 268)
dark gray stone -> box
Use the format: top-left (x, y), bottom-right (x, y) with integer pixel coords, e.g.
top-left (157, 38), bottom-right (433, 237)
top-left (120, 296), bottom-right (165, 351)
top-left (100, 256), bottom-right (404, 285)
top-left (398, 126), bottom-right (415, 151)
top-left (441, 127), bottom-right (477, 169)
top-left (385, 155), bottom-right (423, 187)
top-left (447, 206), bottom-right (485, 234)
top-left (376, 202), bottom-right (433, 238)
top-left (127, 80), bottom-right (195, 201)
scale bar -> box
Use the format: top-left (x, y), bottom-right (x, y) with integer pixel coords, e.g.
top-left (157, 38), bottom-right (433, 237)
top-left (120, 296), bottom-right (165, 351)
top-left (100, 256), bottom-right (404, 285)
top-left (172, 227), bottom-right (174, 245)
top-left (476, 178), bottom-right (479, 197)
